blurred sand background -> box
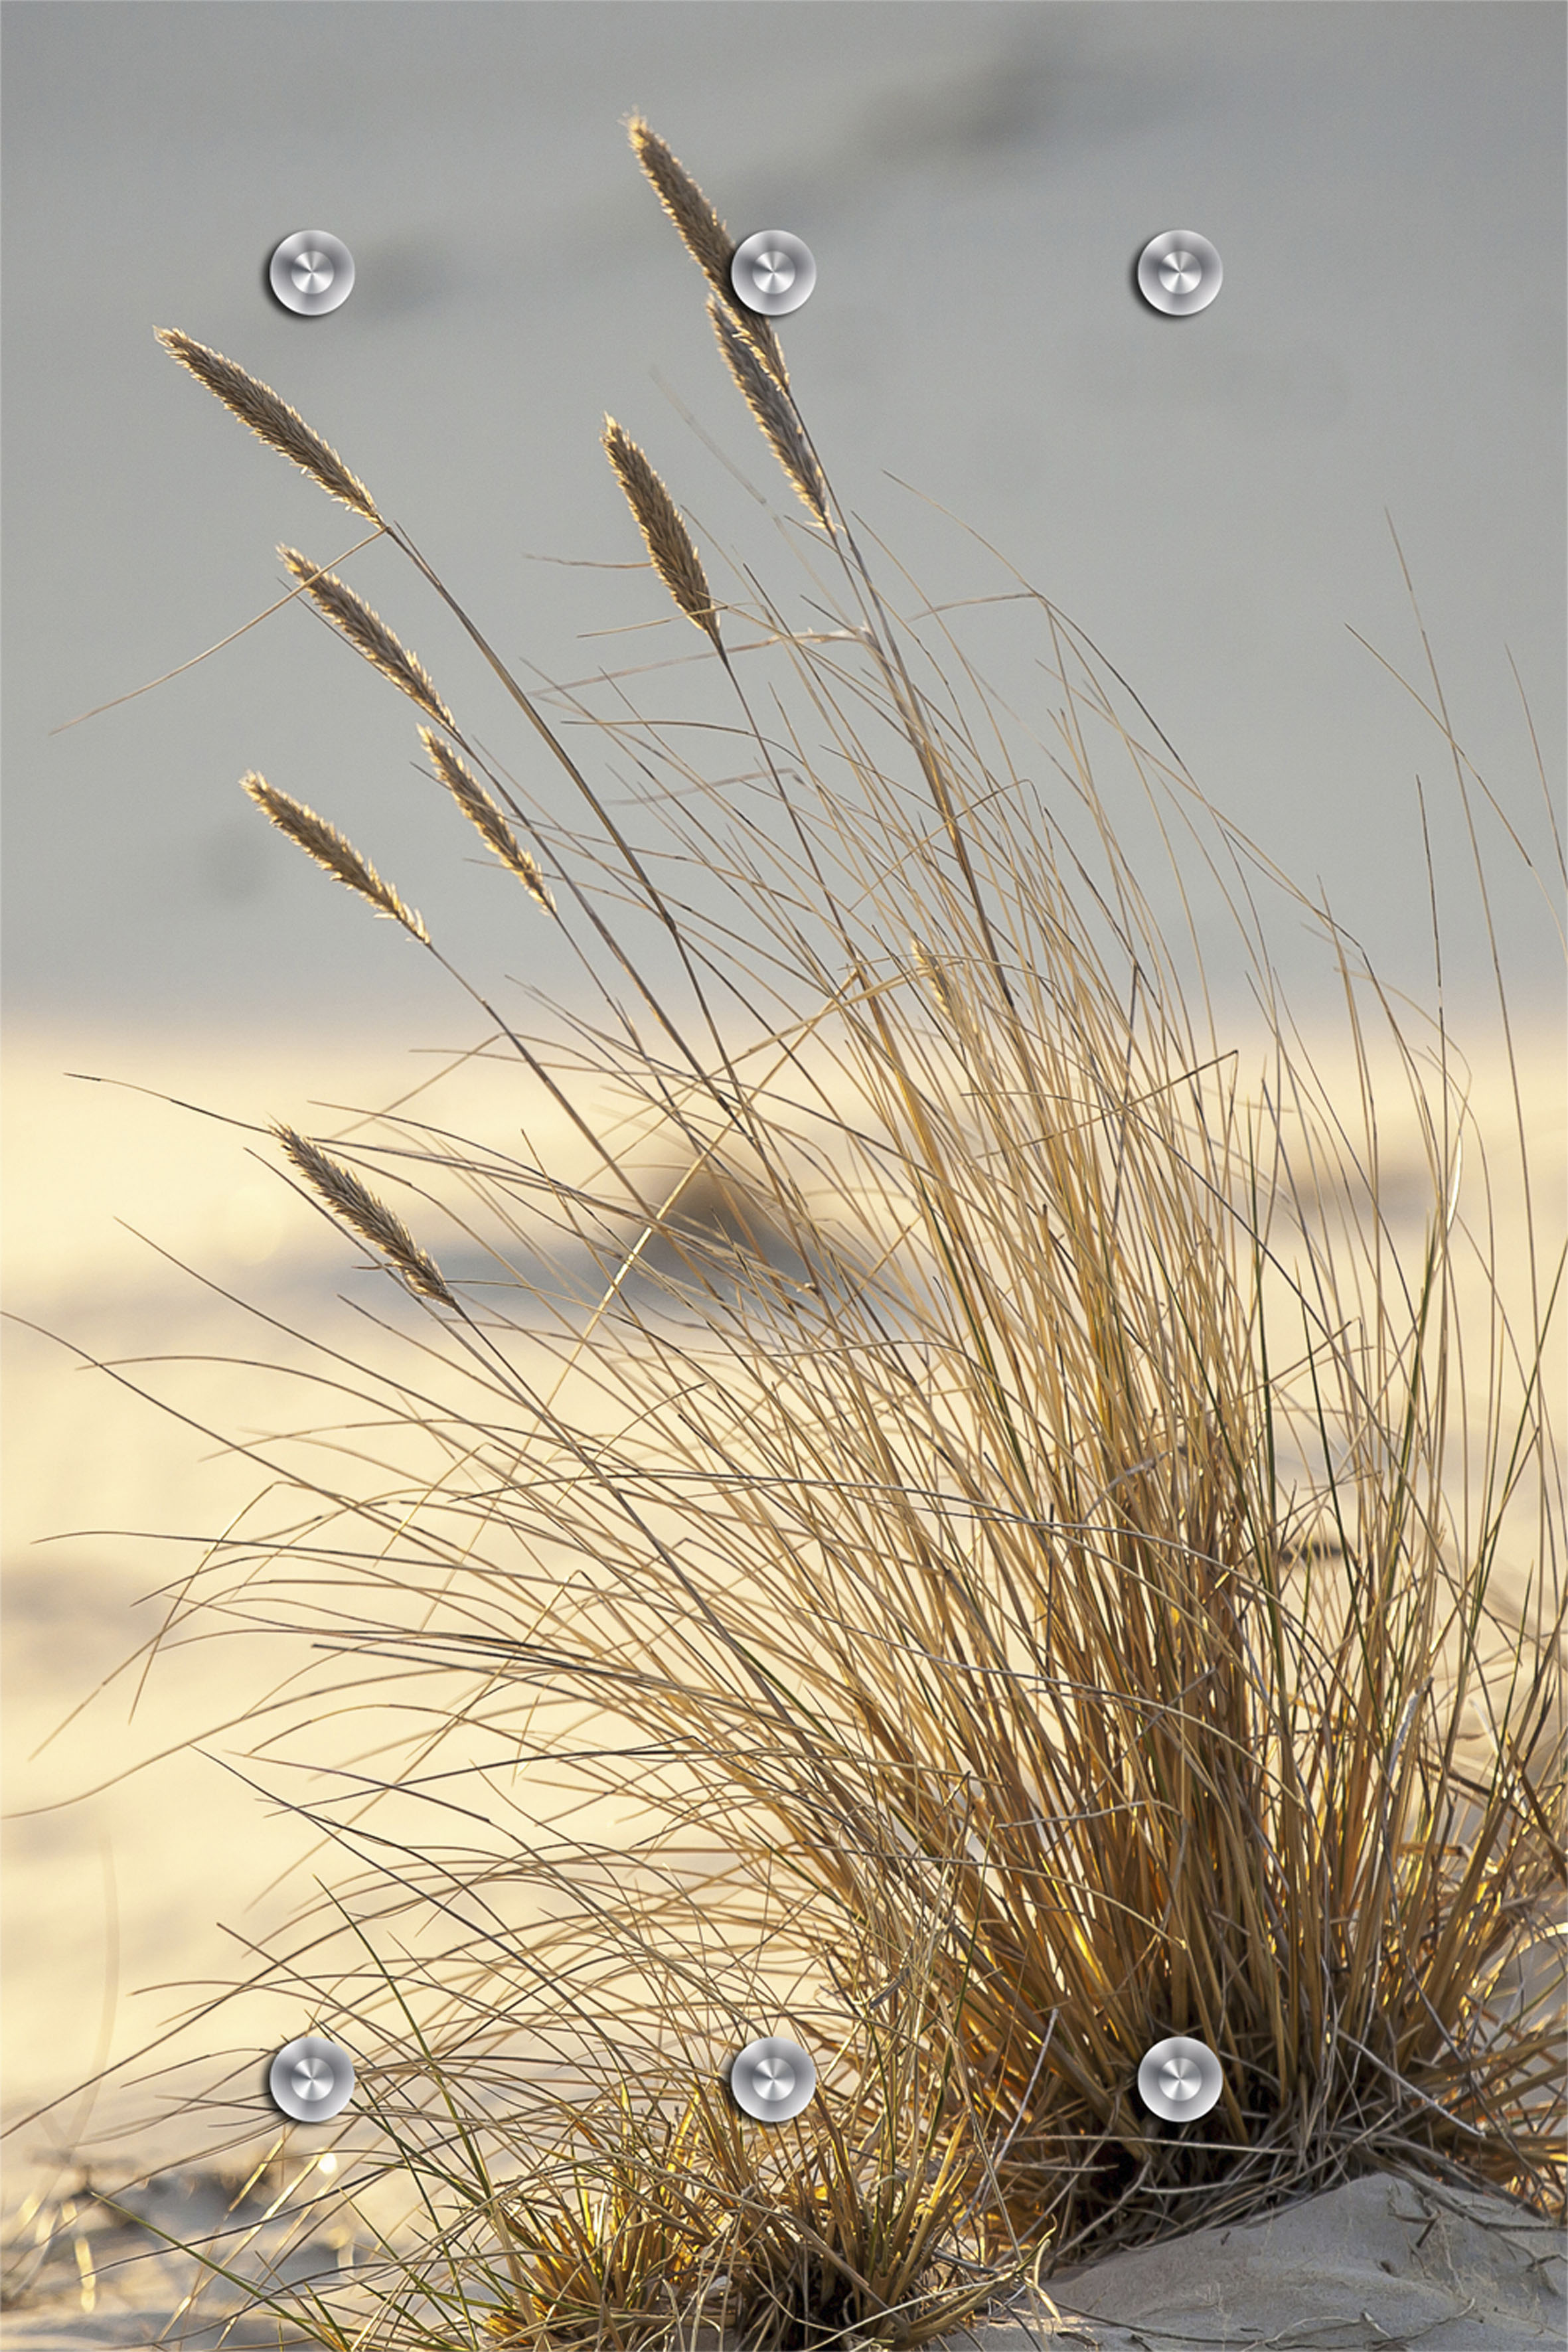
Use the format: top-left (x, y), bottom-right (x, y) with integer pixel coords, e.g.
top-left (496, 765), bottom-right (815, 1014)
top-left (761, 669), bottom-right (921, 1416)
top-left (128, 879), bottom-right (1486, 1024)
top-left (3, 0), bottom-right (1563, 2242)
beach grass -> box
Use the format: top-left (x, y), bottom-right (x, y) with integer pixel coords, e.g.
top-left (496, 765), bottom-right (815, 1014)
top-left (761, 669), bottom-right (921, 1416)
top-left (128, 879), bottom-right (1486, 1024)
top-left (12, 114), bottom-right (1563, 2350)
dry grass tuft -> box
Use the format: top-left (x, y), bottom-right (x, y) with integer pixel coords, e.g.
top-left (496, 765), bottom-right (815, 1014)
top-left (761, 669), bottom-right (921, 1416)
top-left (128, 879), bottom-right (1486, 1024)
top-left (487, 2081), bottom-right (1000, 2352)
top-left (708, 297), bottom-right (831, 529)
top-left (155, 327), bottom-right (383, 523)
top-left (241, 769), bottom-right (430, 942)
top-left (72, 112), bottom-right (1563, 2352)
top-left (602, 419), bottom-right (724, 650)
top-left (419, 728), bottom-right (557, 911)
top-left (272, 1122), bottom-right (456, 1305)
top-left (279, 545), bottom-right (455, 729)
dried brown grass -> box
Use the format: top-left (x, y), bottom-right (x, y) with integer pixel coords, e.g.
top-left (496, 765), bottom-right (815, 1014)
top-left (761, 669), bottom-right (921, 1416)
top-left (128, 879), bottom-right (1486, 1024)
top-left (602, 419), bottom-right (724, 649)
top-left (39, 108), bottom-right (1563, 2352)
top-left (240, 770), bottom-right (430, 942)
top-left (419, 727), bottom-right (557, 912)
top-left (279, 546), bottom-right (455, 729)
top-left (272, 1123), bottom-right (455, 1306)
top-left (485, 2071), bottom-right (998, 2352)
top-left (155, 327), bottom-right (383, 523)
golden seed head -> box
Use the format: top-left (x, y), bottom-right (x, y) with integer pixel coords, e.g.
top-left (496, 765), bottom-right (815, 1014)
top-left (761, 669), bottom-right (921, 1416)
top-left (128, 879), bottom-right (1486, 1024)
top-left (242, 770), bottom-right (430, 943)
top-left (625, 118), bottom-right (791, 387)
top-left (601, 420), bottom-right (722, 650)
top-left (418, 728), bottom-right (557, 913)
top-left (155, 327), bottom-right (382, 522)
top-left (279, 547), bottom-right (455, 730)
top-left (708, 297), bottom-right (830, 529)
top-left (272, 1123), bottom-right (456, 1304)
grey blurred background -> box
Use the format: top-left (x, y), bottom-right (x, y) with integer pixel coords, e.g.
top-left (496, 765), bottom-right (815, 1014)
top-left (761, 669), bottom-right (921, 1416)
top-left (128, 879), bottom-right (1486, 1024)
top-left (3, 0), bottom-right (1563, 1030)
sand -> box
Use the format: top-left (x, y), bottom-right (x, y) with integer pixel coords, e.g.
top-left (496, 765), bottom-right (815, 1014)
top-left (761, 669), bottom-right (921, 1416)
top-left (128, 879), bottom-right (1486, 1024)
top-left (1019, 2169), bottom-right (1567, 2347)
top-left (3, 2165), bottom-right (1563, 2348)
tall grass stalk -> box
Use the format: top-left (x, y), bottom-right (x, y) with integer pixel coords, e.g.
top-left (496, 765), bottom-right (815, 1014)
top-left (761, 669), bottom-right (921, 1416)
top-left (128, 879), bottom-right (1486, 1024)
top-left (19, 117), bottom-right (1563, 2349)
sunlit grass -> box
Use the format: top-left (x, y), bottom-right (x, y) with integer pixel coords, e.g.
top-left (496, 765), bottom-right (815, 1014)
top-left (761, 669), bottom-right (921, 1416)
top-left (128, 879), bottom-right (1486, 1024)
top-left (11, 114), bottom-right (1561, 2351)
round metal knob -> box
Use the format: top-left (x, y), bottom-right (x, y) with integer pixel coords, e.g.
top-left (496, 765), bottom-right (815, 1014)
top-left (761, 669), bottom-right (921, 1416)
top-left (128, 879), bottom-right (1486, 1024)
top-left (728, 2034), bottom-right (817, 2122)
top-left (268, 2033), bottom-right (356, 2120)
top-left (1137, 231), bottom-right (1222, 317)
top-left (269, 231), bottom-right (355, 317)
top-left (731, 232), bottom-right (816, 317)
top-left (1137, 2034), bottom-right (1223, 2121)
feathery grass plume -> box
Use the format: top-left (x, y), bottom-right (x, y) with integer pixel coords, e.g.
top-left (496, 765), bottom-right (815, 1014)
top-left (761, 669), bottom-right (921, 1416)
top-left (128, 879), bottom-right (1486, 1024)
top-left (625, 116), bottom-right (789, 385)
top-left (272, 1123), bottom-right (456, 1304)
top-left (241, 770), bottom-right (430, 943)
top-left (625, 115), bottom-right (732, 299)
top-left (708, 296), bottom-right (830, 529)
top-left (418, 727), bottom-right (556, 912)
top-left (155, 327), bottom-right (382, 524)
top-left (279, 546), bottom-right (455, 730)
top-left (601, 420), bottom-right (723, 651)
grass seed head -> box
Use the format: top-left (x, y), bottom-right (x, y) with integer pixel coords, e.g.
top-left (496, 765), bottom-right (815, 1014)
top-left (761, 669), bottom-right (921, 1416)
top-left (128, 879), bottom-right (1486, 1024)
top-left (625, 116), bottom-right (790, 386)
top-left (418, 728), bottom-right (557, 912)
top-left (626, 114), bottom-right (732, 294)
top-left (708, 297), bottom-right (830, 529)
top-left (602, 419), bottom-right (723, 651)
top-left (155, 327), bottom-right (382, 523)
top-left (279, 546), bottom-right (455, 730)
top-left (909, 939), bottom-right (961, 1021)
top-left (272, 1123), bottom-right (456, 1305)
top-left (241, 770), bottom-right (430, 943)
